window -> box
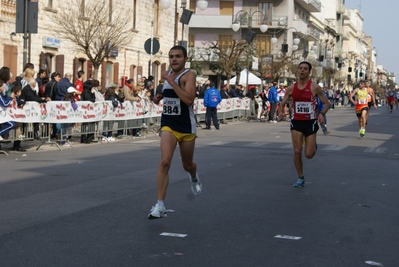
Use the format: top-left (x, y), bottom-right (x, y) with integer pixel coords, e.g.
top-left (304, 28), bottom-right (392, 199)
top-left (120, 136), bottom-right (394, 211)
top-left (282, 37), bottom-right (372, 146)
top-left (258, 2), bottom-right (273, 25)
top-left (47, 0), bottom-right (53, 8)
top-left (188, 34), bottom-right (195, 48)
top-left (220, 1), bottom-right (234, 15)
top-left (154, 0), bottom-right (160, 35)
top-left (219, 35), bottom-right (233, 50)
top-left (256, 35), bottom-right (272, 56)
top-left (189, 0), bottom-right (196, 12)
top-left (133, 0), bottom-right (137, 29)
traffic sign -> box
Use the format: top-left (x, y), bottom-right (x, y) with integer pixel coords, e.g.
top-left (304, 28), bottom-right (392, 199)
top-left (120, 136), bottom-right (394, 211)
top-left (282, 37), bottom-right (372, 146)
top-left (144, 38), bottom-right (160, 55)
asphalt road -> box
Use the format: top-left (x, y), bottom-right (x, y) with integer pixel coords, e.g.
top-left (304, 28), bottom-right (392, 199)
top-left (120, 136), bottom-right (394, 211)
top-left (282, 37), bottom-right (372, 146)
top-left (0, 106), bottom-right (398, 267)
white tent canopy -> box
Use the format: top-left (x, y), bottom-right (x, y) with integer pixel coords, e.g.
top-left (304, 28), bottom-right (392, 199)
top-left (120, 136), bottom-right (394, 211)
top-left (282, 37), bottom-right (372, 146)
top-left (229, 69), bottom-right (262, 85)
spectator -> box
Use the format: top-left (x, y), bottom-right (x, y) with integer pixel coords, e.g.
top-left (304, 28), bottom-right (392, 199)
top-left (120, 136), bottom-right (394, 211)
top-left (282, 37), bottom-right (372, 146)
top-left (327, 86), bottom-right (335, 109)
top-left (156, 79), bottom-right (164, 95)
top-left (258, 84), bottom-right (269, 119)
top-left (0, 66), bottom-right (12, 97)
top-left (228, 84), bottom-right (239, 98)
top-left (220, 84), bottom-right (230, 99)
top-left (268, 81), bottom-right (278, 122)
top-left (55, 73), bottom-right (73, 101)
top-left (80, 80), bottom-right (95, 143)
top-left (21, 78), bottom-right (51, 140)
top-left (74, 70), bottom-right (85, 101)
top-left (204, 82), bottom-right (222, 130)
top-left (102, 86), bottom-right (119, 141)
top-left (92, 79), bottom-right (104, 102)
top-left (59, 87), bottom-right (79, 146)
top-left (36, 69), bottom-right (46, 88)
top-left (0, 81), bottom-right (16, 149)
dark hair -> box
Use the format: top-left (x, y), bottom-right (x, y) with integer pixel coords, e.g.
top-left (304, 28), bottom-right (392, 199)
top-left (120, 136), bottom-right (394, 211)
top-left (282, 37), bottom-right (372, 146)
top-left (83, 80), bottom-right (93, 91)
top-left (210, 82), bottom-right (216, 87)
top-left (127, 78), bottom-right (134, 84)
top-left (0, 66), bottom-right (11, 83)
top-left (51, 72), bottom-right (61, 79)
top-left (298, 61), bottom-right (312, 71)
top-left (170, 45), bottom-right (187, 58)
top-left (92, 79), bottom-right (100, 87)
top-left (105, 87), bottom-right (116, 99)
top-left (12, 86), bottom-right (22, 94)
top-left (0, 80), bottom-right (3, 87)
top-left (38, 69), bottom-right (46, 77)
top-left (23, 63), bottom-right (34, 71)
top-left (42, 76), bottom-right (50, 84)
top-left (77, 70), bottom-right (85, 78)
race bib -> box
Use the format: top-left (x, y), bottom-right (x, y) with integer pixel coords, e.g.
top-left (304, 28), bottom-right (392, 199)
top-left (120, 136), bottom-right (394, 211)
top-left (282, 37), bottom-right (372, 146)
top-left (295, 102), bottom-right (311, 114)
top-left (162, 97), bottom-right (181, 115)
top-left (358, 98), bottom-right (368, 104)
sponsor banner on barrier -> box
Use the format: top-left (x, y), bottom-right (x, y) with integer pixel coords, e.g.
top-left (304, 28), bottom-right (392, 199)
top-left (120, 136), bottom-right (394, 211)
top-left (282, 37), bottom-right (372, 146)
top-left (0, 98), bottom-right (250, 123)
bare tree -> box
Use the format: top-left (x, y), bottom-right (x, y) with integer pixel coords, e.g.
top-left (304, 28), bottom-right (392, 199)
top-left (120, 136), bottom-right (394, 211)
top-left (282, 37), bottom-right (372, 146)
top-left (205, 40), bottom-right (249, 84)
top-left (50, 0), bottom-right (134, 79)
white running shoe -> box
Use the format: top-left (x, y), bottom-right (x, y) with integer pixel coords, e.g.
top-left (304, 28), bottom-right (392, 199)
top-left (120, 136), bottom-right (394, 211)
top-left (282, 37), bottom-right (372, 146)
top-left (101, 137), bottom-right (108, 142)
top-left (107, 137), bottom-right (115, 141)
top-left (148, 203), bottom-right (166, 219)
top-left (188, 173), bottom-right (202, 195)
top-left (0, 136), bottom-right (3, 141)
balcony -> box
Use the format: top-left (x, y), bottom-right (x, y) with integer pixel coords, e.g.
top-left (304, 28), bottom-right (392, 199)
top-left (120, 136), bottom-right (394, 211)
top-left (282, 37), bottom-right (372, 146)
top-left (294, 0), bottom-right (322, 13)
top-left (189, 14), bottom-right (232, 29)
top-left (292, 19), bottom-right (308, 37)
top-left (343, 9), bottom-right (351, 20)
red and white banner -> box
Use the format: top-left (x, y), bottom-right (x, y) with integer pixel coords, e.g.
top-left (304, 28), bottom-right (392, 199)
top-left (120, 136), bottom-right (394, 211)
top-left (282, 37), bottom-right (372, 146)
top-left (0, 98), bottom-right (250, 123)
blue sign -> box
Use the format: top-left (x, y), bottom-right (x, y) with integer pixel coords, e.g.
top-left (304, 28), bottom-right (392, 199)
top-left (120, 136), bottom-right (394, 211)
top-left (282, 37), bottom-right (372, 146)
top-left (43, 37), bottom-right (61, 48)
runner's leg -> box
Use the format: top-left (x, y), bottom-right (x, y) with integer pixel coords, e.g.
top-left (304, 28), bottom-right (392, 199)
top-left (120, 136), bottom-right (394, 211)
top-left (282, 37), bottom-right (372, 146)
top-left (157, 131), bottom-right (178, 200)
top-left (291, 130), bottom-right (304, 177)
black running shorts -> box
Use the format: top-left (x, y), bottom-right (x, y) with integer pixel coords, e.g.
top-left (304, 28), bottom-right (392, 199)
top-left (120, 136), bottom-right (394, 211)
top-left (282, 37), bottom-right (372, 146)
top-left (290, 119), bottom-right (319, 137)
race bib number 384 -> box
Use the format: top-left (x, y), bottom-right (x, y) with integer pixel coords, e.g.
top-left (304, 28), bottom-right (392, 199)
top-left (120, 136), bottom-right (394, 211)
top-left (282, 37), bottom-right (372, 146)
top-left (163, 97), bottom-right (181, 115)
top-left (295, 102), bottom-right (312, 114)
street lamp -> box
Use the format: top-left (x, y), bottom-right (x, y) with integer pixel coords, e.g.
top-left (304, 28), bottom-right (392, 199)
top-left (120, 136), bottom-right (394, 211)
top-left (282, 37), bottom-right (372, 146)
top-left (230, 9), bottom-right (268, 91)
top-left (270, 27), bottom-right (300, 54)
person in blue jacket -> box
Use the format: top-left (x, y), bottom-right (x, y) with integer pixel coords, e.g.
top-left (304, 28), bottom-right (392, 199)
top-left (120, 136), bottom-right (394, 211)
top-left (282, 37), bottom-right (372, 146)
top-left (268, 81), bottom-right (279, 122)
top-left (204, 82), bottom-right (222, 129)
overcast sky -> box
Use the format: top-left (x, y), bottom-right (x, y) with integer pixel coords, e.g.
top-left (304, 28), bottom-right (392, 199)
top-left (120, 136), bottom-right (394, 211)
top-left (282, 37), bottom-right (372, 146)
top-left (344, 0), bottom-right (398, 77)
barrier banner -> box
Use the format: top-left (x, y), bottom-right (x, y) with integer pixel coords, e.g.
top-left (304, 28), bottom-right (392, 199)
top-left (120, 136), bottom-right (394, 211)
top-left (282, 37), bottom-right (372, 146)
top-left (0, 98), bottom-right (250, 124)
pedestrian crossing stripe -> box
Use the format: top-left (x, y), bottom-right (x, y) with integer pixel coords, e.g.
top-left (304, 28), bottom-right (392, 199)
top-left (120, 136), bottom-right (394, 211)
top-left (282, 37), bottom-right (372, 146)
top-left (322, 145), bottom-right (347, 151)
top-left (364, 147), bottom-right (387, 153)
top-left (245, 142), bottom-right (270, 148)
top-left (280, 144), bottom-right (293, 149)
top-left (209, 141), bottom-right (228, 146)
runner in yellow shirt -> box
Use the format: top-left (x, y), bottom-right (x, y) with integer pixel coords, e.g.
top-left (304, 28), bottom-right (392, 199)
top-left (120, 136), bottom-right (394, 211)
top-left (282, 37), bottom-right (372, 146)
top-left (349, 80), bottom-right (373, 137)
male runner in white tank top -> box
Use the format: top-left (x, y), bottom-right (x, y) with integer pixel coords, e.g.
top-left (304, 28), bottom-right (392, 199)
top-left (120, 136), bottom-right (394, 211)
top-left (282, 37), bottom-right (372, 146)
top-left (148, 46), bottom-right (201, 219)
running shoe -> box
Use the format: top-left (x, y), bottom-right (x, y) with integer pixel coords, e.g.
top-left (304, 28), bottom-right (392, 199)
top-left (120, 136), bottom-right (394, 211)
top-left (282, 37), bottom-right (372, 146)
top-left (293, 178), bottom-right (305, 187)
top-left (359, 128), bottom-right (365, 137)
top-left (148, 203), bottom-right (166, 219)
top-left (188, 173), bottom-right (202, 195)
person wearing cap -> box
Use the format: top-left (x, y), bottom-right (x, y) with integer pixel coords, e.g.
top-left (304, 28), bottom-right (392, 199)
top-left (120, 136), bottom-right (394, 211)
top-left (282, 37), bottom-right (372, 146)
top-left (277, 61), bottom-right (330, 188)
top-left (349, 80), bottom-right (372, 137)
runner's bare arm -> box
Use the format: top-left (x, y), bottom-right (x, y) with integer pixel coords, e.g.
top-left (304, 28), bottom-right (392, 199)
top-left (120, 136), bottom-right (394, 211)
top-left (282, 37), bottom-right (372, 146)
top-left (349, 89), bottom-right (357, 105)
top-left (278, 85), bottom-right (293, 118)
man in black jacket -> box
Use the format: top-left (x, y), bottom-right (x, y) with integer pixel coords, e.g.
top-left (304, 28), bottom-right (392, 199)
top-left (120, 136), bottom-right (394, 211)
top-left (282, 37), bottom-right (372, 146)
top-left (22, 78), bottom-right (51, 140)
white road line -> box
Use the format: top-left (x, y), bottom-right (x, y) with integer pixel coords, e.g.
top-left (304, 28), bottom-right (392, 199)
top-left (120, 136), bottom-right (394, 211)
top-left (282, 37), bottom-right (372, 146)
top-left (280, 144), bottom-right (293, 149)
top-left (160, 232), bottom-right (187, 238)
top-left (245, 142), bottom-right (270, 148)
top-left (364, 147), bottom-right (387, 153)
top-left (322, 145), bottom-right (347, 151)
top-left (274, 235), bottom-right (302, 240)
top-left (209, 141), bottom-right (228, 146)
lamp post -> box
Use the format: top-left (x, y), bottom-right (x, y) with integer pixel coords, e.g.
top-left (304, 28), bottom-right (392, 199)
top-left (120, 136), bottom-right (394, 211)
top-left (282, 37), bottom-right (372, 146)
top-left (160, 0), bottom-right (208, 48)
top-left (270, 27), bottom-right (300, 55)
top-left (231, 9), bottom-right (268, 91)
